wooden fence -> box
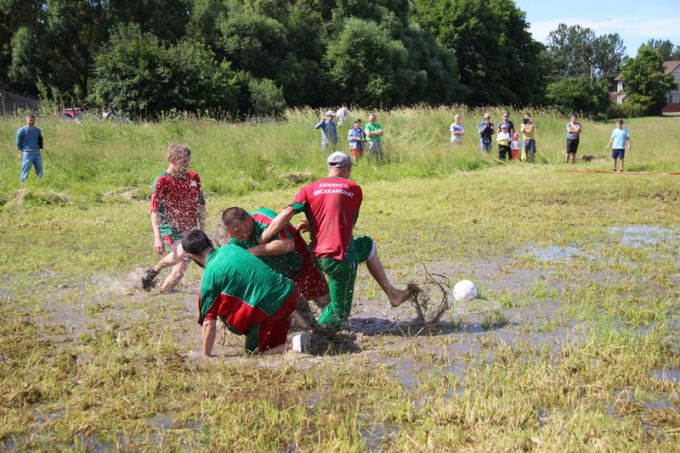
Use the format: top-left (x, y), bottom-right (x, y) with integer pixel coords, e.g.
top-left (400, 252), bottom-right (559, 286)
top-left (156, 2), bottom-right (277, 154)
top-left (0, 88), bottom-right (41, 115)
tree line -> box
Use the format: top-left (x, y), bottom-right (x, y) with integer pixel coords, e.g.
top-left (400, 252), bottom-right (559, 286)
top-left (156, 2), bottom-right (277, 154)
top-left (1, 0), bottom-right (677, 118)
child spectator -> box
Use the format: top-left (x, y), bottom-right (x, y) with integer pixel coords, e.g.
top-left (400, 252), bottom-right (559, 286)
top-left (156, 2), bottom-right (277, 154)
top-left (449, 114), bottom-right (465, 146)
top-left (605, 118), bottom-right (632, 172)
top-left (511, 132), bottom-right (521, 160)
top-left (496, 125), bottom-right (511, 160)
top-left (348, 119), bottom-right (365, 164)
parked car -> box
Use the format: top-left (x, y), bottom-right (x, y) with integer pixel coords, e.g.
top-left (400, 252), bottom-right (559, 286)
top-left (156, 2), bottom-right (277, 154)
top-left (59, 107), bottom-right (84, 121)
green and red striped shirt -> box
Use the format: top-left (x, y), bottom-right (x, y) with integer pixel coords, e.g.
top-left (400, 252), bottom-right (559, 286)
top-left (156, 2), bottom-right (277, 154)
top-left (197, 245), bottom-right (294, 336)
top-left (227, 208), bottom-right (302, 278)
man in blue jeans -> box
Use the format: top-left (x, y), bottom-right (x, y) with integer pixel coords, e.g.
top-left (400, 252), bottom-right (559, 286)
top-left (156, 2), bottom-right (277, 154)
top-left (16, 114), bottom-right (43, 182)
top-left (478, 113), bottom-right (494, 153)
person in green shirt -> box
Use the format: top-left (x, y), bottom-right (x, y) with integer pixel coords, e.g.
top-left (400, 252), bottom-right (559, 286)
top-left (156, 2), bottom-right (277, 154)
top-left (364, 113), bottom-right (384, 165)
top-left (182, 230), bottom-right (317, 357)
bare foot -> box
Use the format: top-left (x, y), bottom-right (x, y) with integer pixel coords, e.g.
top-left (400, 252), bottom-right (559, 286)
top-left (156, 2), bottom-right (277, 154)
top-left (389, 284), bottom-right (420, 307)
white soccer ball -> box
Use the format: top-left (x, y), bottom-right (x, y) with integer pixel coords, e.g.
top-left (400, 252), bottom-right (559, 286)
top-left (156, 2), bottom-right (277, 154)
top-left (452, 280), bottom-right (478, 301)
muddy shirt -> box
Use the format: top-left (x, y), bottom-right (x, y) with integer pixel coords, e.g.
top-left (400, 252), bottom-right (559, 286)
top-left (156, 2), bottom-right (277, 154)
top-left (150, 171), bottom-right (205, 239)
top-left (290, 177), bottom-right (362, 261)
top-left (228, 208), bottom-right (303, 278)
top-left (197, 245), bottom-right (293, 332)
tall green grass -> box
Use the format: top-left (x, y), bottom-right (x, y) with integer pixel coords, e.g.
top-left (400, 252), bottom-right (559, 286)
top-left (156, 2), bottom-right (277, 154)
top-left (2, 107), bottom-right (678, 205)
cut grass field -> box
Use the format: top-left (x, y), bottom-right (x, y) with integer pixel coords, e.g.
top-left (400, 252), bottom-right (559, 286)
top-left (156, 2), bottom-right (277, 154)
top-left (1, 110), bottom-right (679, 451)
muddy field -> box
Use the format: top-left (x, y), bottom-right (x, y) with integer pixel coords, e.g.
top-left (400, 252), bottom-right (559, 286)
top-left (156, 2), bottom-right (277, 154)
top-left (3, 224), bottom-right (672, 450)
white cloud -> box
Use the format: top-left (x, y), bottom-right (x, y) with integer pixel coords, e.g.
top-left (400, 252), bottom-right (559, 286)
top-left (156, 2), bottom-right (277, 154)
top-left (528, 16), bottom-right (680, 44)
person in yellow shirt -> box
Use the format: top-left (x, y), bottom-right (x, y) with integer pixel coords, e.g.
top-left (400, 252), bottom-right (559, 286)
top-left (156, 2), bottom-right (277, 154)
top-left (521, 112), bottom-right (537, 162)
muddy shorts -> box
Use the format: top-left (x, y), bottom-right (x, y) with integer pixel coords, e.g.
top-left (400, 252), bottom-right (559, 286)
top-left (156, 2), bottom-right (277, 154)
top-left (315, 236), bottom-right (375, 330)
top-left (245, 286), bottom-right (299, 353)
top-left (291, 260), bottom-right (329, 301)
top-left (162, 231), bottom-right (184, 253)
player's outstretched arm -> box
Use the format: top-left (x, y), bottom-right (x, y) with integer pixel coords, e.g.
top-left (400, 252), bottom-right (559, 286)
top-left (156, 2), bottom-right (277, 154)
top-left (248, 239), bottom-right (295, 257)
top-left (259, 206), bottom-right (296, 244)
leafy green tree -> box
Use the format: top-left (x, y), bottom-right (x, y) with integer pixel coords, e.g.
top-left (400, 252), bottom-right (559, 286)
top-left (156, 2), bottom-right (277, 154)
top-left (248, 77), bottom-right (286, 116)
top-left (0, 0), bottom-right (43, 90)
top-left (545, 77), bottom-right (610, 116)
top-left (8, 0), bottom-right (107, 100)
top-left (102, 0), bottom-right (192, 43)
top-left (412, 0), bottom-right (546, 106)
top-left (546, 24), bottom-right (625, 79)
top-left (186, 0), bottom-right (230, 54)
top-left (325, 18), bottom-right (411, 107)
top-left (641, 39), bottom-right (680, 61)
top-left (620, 46), bottom-right (677, 115)
top-left (89, 24), bottom-right (236, 117)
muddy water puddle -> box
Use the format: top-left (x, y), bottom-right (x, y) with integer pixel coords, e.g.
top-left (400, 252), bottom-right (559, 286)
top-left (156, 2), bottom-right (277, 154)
top-left (651, 369), bottom-right (680, 385)
top-left (610, 225), bottom-right (680, 248)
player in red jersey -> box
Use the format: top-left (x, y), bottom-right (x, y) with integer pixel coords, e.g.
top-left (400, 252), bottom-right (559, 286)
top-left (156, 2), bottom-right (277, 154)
top-left (141, 144), bottom-right (205, 292)
top-left (260, 152), bottom-right (416, 331)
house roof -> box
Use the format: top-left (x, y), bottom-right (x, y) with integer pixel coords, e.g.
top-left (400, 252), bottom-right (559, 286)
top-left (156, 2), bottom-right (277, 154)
top-left (616, 60), bottom-right (680, 81)
top-left (664, 61), bottom-right (680, 74)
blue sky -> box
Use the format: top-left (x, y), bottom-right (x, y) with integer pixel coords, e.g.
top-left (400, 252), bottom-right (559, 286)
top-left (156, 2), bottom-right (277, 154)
top-left (514, 0), bottom-right (680, 56)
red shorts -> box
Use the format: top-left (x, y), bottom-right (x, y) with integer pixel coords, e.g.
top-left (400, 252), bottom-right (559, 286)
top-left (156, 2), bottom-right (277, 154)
top-left (351, 148), bottom-right (363, 157)
top-left (291, 260), bottom-right (329, 301)
top-left (162, 234), bottom-right (177, 252)
top-left (255, 286), bottom-right (299, 352)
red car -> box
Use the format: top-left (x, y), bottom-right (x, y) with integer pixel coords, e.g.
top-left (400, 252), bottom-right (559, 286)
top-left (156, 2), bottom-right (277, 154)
top-left (59, 107), bottom-right (84, 121)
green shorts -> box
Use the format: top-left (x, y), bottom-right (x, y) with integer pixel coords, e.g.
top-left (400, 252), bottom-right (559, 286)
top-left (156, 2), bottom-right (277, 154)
top-left (315, 236), bottom-right (374, 329)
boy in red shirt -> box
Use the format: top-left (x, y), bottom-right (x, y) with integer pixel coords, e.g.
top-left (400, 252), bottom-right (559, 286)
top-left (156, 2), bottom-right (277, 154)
top-left (141, 144), bottom-right (205, 292)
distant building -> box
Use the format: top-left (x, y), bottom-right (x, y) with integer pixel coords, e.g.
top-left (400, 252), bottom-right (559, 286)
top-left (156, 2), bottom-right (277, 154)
top-left (612, 60), bottom-right (680, 113)
top-left (661, 61), bottom-right (680, 113)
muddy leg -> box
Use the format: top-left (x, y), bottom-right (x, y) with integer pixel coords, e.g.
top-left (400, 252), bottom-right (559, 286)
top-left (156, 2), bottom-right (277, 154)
top-left (366, 247), bottom-right (416, 308)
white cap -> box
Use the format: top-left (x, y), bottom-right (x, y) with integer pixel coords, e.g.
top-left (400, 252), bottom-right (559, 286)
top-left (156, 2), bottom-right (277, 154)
top-left (325, 110), bottom-right (336, 116)
top-left (327, 151), bottom-right (352, 168)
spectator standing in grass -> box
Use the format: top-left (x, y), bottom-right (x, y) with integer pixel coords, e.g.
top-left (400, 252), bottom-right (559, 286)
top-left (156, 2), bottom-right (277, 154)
top-left (364, 113), bottom-right (384, 165)
top-left (336, 103), bottom-right (351, 126)
top-left (315, 111), bottom-right (338, 155)
top-left (496, 124), bottom-right (511, 160)
top-left (478, 113), bottom-right (494, 153)
top-left (605, 118), bottom-right (632, 172)
top-left (521, 112), bottom-right (537, 162)
top-left (259, 152), bottom-right (416, 333)
top-left (348, 118), bottom-right (365, 164)
top-left (566, 114), bottom-right (582, 163)
top-left (16, 114), bottom-right (43, 183)
top-left (449, 114), bottom-right (465, 146)
top-left (141, 144), bottom-right (205, 293)
top-left (101, 105), bottom-right (112, 120)
top-left (499, 112), bottom-right (515, 137)
top-left (511, 132), bottom-right (521, 160)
